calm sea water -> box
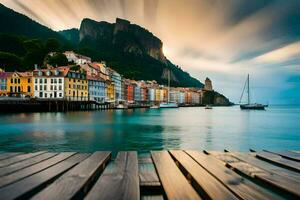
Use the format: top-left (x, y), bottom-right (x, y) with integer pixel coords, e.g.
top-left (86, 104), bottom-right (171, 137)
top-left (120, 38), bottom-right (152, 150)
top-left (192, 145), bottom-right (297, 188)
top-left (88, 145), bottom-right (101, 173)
top-left (0, 105), bottom-right (299, 154)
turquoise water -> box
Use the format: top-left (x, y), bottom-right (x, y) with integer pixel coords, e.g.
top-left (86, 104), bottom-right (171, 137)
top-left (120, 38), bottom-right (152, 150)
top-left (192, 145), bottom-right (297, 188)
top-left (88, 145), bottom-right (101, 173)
top-left (0, 105), bottom-right (299, 154)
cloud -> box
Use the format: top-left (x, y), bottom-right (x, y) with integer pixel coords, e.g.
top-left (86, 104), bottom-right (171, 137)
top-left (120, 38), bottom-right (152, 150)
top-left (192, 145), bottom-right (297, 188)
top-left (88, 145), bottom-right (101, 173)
top-left (255, 41), bottom-right (300, 63)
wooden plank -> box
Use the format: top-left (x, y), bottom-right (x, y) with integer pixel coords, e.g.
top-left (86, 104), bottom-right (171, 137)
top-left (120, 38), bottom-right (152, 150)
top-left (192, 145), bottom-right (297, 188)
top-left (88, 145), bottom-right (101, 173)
top-left (151, 151), bottom-right (201, 200)
top-left (263, 150), bottom-right (300, 162)
top-left (229, 152), bottom-right (300, 181)
top-left (0, 151), bottom-right (46, 168)
top-left (0, 152), bottom-right (22, 161)
top-left (32, 152), bottom-right (111, 200)
top-left (0, 152), bottom-right (75, 187)
top-left (170, 150), bottom-right (239, 200)
top-left (86, 151), bottom-right (140, 200)
top-left (0, 153), bottom-right (89, 200)
top-left (210, 152), bottom-right (300, 198)
top-left (186, 150), bottom-right (280, 200)
top-left (255, 151), bottom-right (300, 172)
top-left (0, 152), bottom-right (58, 177)
top-left (139, 156), bottom-right (161, 187)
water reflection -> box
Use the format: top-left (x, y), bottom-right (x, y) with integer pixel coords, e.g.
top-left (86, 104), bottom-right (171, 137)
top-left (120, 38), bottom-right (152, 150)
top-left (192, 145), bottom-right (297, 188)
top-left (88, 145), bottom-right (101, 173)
top-left (0, 106), bottom-right (299, 154)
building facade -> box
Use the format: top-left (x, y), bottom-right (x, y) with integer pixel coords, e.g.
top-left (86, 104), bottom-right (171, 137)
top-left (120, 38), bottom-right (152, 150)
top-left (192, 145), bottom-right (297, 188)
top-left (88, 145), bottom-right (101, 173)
top-left (108, 68), bottom-right (122, 102)
top-left (87, 76), bottom-right (106, 103)
top-left (61, 67), bottom-right (88, 101)
top-left (64, 51), bottom-right (91, 65)
top-left (7, 72), bottom-right (33, 97)
top-left (33, 69), bottom-right (65, 98)
top-left (0, 72), bottom-right (12, 96)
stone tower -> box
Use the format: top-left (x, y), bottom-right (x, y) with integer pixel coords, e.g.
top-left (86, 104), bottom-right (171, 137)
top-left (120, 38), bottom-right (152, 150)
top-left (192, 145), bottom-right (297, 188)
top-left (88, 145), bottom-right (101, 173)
top-left (204, 77), bottom-right (213, 91)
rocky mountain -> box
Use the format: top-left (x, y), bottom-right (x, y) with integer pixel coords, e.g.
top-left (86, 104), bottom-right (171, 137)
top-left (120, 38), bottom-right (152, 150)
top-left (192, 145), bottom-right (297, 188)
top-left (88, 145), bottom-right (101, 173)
top-left (61, 18), bottom-right (203, 87)
top-left (80, 18), bottom-right (167, 62)
top-left (0, 3), bottom-right (203, 88)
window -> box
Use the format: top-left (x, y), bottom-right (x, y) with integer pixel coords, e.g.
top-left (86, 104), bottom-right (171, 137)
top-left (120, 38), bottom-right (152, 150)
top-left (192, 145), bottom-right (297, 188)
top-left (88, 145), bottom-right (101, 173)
top-left (54, 86), bottom-right (57, 90)
top-left (54, 79), bottom-right (57, 84)
top-left (35, 86), bottom-right (37, 91)
top-left (39, 92), bottom-right (43, 97)
top-left (44, 79), bottom-right (47, 84)
top-left (59, 85), bottom-right (62, 90)
top-left (14, 79), bottom-right (17, 84)
top-left (51, 79), bottom-right (54, 84)
top-left (59, 93), bottom-right (62, 97)
top-left (45, 93), bottom-right (47, 98)
top-left (39, 79), bottom-right (42, 84)
top-left (11, 79), bottom-right (13, 83)
top-left (59, 79), bottom-right (62, 83)
top-left (18, 86), bottom-right (20, 92)
top-left (27, 86), bottom-right (31, 92)
top-left (28, 78), bottom-right (31, 83)
top-left (44, 85), bottom-right (46, 90)
top-left (40, 85), bottom-right (42, 90)
top-left (35, 79), bottom-right (37, 84)
top-left (10, 86), bottom-right (13, 92)
top-left (50, 85), bottom-right (53, 90)
top-left (18, 79), bottom-right (20, 84)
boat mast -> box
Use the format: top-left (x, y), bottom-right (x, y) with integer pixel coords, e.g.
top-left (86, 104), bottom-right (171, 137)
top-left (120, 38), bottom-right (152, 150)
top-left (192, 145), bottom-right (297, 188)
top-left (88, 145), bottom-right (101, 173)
top-left (168, 69), bottom-right (170, 103)
top-left (247, 74), bottom-right (250, 104)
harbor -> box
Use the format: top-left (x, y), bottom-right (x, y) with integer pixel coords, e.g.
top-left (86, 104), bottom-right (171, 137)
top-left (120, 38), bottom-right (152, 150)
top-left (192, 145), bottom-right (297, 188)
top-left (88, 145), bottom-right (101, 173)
top-left (0, 150), bottom-right (299, 199)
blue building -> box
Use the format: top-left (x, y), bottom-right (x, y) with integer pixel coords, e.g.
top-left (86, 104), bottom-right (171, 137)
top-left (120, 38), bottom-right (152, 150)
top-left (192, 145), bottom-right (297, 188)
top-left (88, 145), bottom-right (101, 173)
top-left (87, 76), bottom-right (106, 103)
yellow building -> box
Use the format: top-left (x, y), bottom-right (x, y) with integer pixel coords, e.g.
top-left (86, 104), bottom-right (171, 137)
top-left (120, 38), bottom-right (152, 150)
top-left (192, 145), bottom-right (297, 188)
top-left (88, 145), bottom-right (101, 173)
top-left (59, 67), bottom-right (88, 101)
top-left (7, 72), bottom-right (33, 97)
top-left (155, 88), bottom-right (161, 102)
top-left (106, 81), bottom-right (115, 102)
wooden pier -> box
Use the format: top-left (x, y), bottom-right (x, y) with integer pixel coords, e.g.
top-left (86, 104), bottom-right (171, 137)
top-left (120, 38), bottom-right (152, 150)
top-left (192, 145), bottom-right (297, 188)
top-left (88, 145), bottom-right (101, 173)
top-left (0, 150), bottom-right (299, 199)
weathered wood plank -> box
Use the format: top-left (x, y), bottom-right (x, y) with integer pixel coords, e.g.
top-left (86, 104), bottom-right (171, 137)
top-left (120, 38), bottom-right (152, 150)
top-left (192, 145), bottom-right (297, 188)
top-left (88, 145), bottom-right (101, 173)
top-left (0, 153), bottom-right (89, 200)
top-left (0, 152), bottom-right (58, 177)
top-left (255, 151), bottom-right (300, 172)
top-left (0, 151), bottom-right (45, 168)
top-left (186, 150), bottom-right (280, 200)
top-left (32, 152), bottom-right (111, 200)
top-left (228, 152), bottom-right (300, 181)
top-left (85, 151), bottom-right (140, 200)
top-left (0, 152), bottom-right (75, 187)
top-left (0, 152), bottom-right (22, 161)
top-left (139, 156), bottom-right (161, 187)
top-left (170, 150), bottom-right (239, 200)
top-left (151, 151), bottom-right (201, 200)
top-left (210, 152), bottom-right (300, 198)
top-left (263, 150), bottom-right (300, 162)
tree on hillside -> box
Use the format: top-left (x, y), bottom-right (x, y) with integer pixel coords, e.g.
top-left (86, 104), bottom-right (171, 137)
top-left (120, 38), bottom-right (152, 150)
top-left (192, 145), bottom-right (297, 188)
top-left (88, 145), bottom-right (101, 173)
top-left (45, 38), bottom-right (60, 52)
top-left (0, 51), bottom-right (22, 71)
top-left (45, 53), bottom-right (68, 67)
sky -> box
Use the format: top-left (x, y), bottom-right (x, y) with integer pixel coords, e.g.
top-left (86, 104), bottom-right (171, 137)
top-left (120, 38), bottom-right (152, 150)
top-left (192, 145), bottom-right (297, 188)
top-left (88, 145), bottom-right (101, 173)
top-left (1, 0), bottom-right (300, 104)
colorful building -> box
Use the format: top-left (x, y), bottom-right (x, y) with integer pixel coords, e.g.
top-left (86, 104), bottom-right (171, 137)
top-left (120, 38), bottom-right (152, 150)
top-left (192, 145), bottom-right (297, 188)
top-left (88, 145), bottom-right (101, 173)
top-left (87, 75), bottom-right (106, 103)
top-left (59, 67), bottom-right (88, 101)
top-left (0, 72), bottom-right (12, 96)
top-left (7, 72), bottom-right (33, 97)
top-left (107, 67), bottom-right (122, 102)
top-left (33, 69), bottom-right (65, 98)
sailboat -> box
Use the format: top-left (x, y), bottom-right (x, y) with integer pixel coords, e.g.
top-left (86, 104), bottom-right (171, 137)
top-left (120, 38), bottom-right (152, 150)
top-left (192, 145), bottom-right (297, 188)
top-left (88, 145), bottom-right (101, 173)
top-left (159, 69), bottom-right (179, 108)
top-left (239, 74), bottom-right (268, 110)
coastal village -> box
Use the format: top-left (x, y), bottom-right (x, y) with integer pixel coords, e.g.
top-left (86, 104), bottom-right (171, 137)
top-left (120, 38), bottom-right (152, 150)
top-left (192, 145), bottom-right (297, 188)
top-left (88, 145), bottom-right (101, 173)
top-left (0, 51), bottom-right (224, 109)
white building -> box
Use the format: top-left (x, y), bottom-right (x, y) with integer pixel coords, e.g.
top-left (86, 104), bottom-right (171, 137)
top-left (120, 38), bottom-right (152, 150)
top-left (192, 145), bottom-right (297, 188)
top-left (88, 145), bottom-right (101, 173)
top-left (33, 69), bottom-right (65, 98)
top-left (179, 92), bottom-right (185, 104)
top-left (64, 51), bottom-right (91, 65)
top-left (148, 88), bottom-right (156, 102)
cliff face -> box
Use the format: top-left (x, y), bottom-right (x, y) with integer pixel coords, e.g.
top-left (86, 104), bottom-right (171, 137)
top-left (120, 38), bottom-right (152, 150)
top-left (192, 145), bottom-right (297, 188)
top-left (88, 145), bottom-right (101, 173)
top-left (61, 18), bottom-right (204, 88)
top-left (79, 18), bottom-right (166, 63)
top-left (202, 90), bottom-right (232, 106)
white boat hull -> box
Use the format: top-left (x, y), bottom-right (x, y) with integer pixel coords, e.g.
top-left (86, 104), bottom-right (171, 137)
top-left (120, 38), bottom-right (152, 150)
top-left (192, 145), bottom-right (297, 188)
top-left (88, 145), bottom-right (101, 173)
top-left (159, 102), bottom-right (179, 108)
